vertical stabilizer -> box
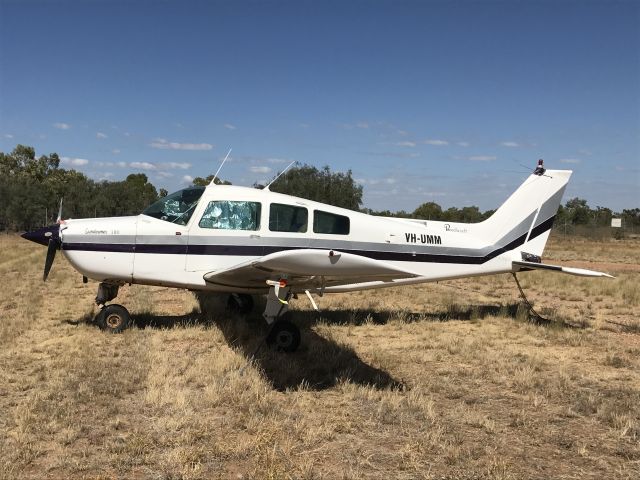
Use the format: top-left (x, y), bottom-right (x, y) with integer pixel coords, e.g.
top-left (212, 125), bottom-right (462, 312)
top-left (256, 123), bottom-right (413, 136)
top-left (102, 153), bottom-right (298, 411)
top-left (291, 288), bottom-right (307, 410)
top-left (476, 169), bottom-right (572, 257)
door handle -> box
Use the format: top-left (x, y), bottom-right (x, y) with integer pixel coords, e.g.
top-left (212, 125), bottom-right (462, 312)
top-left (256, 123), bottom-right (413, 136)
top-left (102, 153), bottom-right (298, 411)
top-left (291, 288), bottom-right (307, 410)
top-left (250, 234), bottom-right (261, 239)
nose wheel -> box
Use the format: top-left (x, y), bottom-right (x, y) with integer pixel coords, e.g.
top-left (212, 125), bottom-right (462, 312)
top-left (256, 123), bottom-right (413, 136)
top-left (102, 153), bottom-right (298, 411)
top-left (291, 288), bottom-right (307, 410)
top-left (96, 304), bottom-right (131, 333)
top-left (266, 319), bottom-right (301, 353)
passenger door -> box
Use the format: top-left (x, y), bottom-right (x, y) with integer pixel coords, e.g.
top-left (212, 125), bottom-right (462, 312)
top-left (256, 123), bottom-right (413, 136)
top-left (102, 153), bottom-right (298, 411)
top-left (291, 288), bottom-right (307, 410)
top-left (186, 199), bottom-right (264, 273)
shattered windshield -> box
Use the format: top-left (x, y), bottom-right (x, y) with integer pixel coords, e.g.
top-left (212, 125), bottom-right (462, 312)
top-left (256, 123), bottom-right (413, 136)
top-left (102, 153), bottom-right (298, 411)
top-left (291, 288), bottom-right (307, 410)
top-left (142, 187), bottom-right (205, 226)
top-left (199, 201), bottom-right (261, 230)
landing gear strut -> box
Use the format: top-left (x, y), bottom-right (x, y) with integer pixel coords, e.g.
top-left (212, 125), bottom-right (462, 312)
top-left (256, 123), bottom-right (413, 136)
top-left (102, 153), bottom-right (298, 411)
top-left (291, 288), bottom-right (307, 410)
top-left (261, 280), bottom-right (301, 353)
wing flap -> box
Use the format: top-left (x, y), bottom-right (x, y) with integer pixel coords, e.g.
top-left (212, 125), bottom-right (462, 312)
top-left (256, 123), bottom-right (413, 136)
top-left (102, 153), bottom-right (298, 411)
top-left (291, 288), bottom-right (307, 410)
top-left (204, 249), bottom-right (420, 289)
top-left (513, 260), bottom-right (614, 278)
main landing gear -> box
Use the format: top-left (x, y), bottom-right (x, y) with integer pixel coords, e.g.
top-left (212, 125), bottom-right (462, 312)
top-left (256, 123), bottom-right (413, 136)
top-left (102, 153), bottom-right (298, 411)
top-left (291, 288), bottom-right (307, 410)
top-left (261, 280), bottom-right (301, 353)
top-left (94, 282), bottom-right (132, 333)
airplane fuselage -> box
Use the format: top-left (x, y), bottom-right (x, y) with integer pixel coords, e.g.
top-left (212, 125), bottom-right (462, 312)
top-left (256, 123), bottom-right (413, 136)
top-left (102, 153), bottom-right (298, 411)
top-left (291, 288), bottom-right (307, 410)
top-left (56, 178), bottom-right (561, 294)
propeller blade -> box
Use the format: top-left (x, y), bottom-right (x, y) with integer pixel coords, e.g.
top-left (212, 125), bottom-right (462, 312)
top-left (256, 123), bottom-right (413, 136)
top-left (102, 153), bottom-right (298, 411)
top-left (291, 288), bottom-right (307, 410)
top-left (56, 198), bottom-right (63, 223)
top-left (43, 238), bottom-right (60, 281)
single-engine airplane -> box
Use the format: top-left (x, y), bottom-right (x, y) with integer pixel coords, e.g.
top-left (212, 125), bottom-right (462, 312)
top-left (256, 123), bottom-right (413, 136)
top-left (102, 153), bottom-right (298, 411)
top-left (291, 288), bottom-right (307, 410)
top-left (22, 160), bottom-right (612, 352)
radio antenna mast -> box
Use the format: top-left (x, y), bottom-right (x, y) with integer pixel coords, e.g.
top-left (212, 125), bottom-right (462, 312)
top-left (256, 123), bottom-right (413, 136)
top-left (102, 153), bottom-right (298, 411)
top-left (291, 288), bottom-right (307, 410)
top-left (210, 148), bottom-right (232, 186)
top-left (264, 160), bottom-right (297, 190)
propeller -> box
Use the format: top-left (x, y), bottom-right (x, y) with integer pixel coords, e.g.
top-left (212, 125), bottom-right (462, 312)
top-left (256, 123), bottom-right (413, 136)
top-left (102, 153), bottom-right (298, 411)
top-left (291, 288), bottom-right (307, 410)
top-left (42, 198), bottom-right (65, 281)
top-left (43, 235), bottom-right (61, 282)
top-left (22, 198), bottom-right (64, 281)
top-left (56, 198), bottom-right (63, 224)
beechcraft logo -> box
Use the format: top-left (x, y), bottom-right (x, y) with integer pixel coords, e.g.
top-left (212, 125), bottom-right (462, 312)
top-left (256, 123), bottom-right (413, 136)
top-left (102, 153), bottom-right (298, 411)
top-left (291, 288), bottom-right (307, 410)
top-left (405, 233), bottom-right (442, 245)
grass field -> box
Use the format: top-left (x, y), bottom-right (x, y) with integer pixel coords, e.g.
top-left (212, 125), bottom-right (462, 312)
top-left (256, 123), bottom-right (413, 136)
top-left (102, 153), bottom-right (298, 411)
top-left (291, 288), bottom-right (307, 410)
top-left (0, 233), bottom-right (638, 479)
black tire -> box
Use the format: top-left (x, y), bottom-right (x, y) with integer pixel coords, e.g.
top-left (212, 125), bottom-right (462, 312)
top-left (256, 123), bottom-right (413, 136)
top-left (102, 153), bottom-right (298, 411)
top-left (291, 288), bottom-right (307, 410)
top-left (227, 294), bottom-right (254, 314)
top-left (266, 319), bottom-right (301, 353)
top-left (97, 304), bottom-right (131, 333)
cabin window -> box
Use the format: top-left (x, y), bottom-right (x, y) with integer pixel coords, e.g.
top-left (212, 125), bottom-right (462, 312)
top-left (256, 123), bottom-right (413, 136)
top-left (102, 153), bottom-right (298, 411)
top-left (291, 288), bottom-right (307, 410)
top-left (269, 203), bottom-right (308, 232)
top-left (313, 210), bottom-right (350, 235)
top-left (142, 186), bottom-right (205, 226)
top-left (199, 201), bottom-right (261, 230)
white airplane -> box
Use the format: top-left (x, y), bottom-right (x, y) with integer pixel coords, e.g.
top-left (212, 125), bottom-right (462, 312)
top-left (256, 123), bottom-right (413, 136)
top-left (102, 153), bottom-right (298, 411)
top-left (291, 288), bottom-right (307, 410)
top-left (22, 160), bottom-right (611, 352)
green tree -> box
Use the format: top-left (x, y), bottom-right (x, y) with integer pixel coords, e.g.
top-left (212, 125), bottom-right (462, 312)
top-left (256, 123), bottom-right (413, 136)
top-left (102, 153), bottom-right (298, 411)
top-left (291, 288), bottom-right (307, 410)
top-left (413, 202), bottom-right (443, 220)
top-left (268, 164), bottom-right (363, 211)
top-left (565, 197), bottom-right (591, 225)
top-left (192, 175), bottom-right (232, 187)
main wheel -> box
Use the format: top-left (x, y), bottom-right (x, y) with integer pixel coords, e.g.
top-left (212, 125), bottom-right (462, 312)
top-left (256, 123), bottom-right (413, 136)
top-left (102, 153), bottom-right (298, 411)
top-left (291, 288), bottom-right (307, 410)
top-left (266, 319), bottom-right (301, 353)
top-left (227, 293), bottom-right (254, 314)
top-left (97, 304), bottom-right (131, 333)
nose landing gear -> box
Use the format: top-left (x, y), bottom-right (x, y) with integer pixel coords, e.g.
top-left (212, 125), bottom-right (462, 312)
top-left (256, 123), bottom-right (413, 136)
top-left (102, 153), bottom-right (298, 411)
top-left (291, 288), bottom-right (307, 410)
top-left (94, 282), bottom-right (131, 333)
top-left (96, 304), bottom-right (132, 333)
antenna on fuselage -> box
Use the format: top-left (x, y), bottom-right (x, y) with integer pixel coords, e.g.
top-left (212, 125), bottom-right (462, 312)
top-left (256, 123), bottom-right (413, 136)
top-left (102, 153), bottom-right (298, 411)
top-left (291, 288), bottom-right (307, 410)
top-left (210, 148), bottom-right (232, 186)
top-left (264, 160), bottom-right (297, 191)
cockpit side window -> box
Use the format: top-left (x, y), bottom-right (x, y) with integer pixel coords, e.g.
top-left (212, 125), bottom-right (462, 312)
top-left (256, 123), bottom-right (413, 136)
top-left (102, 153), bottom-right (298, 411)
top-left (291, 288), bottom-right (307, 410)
top-left (269, 203), bottom-right (308, 232)
top-left (313, 210), bottom-right (350, 235)
top-left (199, 201), bottom-right (261, 230)
top-left (142, 187), bottom-right (205, 226)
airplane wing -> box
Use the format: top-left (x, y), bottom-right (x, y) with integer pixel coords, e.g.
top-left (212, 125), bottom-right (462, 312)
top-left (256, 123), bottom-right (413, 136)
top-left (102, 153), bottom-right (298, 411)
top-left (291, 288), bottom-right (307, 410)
top-left (203, 249), bottom-right (421, 289)
top-left (512, 260), bottom-right (614, 278)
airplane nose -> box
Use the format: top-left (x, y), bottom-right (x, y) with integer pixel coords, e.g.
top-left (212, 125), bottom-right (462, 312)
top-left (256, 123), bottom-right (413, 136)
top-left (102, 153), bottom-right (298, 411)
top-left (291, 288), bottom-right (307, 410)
top-left (21, 224), bottom-right (60, 247)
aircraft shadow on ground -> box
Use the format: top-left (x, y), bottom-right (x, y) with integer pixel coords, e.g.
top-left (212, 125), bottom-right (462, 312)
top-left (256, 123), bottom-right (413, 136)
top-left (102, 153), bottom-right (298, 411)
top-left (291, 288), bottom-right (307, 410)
top-left (293, 302), bottom-right (577, 328)
top-left (70, 302), bottom-right (576, 391)
top-left (122, 310), bottom-right (405, 392)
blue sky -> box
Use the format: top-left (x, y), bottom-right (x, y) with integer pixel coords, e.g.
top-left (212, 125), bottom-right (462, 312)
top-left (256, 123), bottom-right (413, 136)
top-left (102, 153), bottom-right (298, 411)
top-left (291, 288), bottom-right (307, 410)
top-left (1, 0), bottom-right (638, 212)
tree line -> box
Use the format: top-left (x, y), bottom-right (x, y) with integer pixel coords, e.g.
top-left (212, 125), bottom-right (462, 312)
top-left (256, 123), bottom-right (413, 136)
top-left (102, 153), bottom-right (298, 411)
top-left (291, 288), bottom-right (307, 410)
top-left (0, 145), bottom-right (158, 230)
top-left (1, 144), bottom-right (637, 232)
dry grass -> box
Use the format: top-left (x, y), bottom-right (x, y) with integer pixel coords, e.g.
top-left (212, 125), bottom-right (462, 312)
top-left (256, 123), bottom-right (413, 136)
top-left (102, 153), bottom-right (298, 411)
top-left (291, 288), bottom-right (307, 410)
top-left (0, 233), bottom-right (639, 479)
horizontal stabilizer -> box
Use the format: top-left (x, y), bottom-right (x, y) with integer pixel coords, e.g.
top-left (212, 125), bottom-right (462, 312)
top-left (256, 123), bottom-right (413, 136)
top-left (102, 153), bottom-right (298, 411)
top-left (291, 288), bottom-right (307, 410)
top-left (513, 261), bottom-right (614, 278)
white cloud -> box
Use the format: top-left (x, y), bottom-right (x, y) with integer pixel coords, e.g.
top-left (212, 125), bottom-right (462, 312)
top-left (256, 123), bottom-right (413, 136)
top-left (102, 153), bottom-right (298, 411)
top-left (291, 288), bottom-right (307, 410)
top-left (130, 161), bottom-right (156, 170)
top-left (396, 141), bottom-right (416, 147)
top-left (423, 139), bottom-right (449, 146)
top-left (468, 155), bottom-right (497, 161)
top-left (150, 138), bottom-right (213, 151)
top-left (97, 172), bottom-right (114, 180)
top-left (224, 123), bottom-right (236, 130)
top-left (356, 177), bottom-right (397, 186)
top-left (60, 156), bottom-right (89, 166)
top-left (165, 162), bottom-right (191, 169)
top-left (53, 122), bottom-right (71, 130)
top-left (500, 141), bottom-right (519, 147)
top-left (560, 158), bottom-right (581, 164)
top-left (182, 175), bottom-right (194, 184)
top-left (457, 141), bottom-right (469, 147)
top-left (4, 134), bottom-right (14, 139)
top-left (96, 132), bottom-right (108, 139)
top-left (356, 122), bottom-right (369, 129)
top-left (250, 165), bottom-right (272, 174)
top-left (156, 171), bottom-right (173, 178)
top-left (112, 149), bottom-right (121, 154)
